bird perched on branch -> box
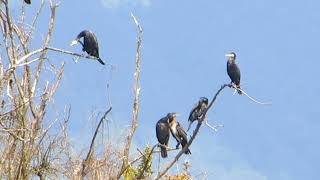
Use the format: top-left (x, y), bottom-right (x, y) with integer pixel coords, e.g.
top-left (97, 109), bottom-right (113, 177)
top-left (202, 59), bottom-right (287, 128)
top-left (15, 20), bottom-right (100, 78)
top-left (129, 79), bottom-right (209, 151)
top-left (156, 113), bottom-right (171, 158)
top-left (187, 97), bottom-right (209, 131)
top-left (226, 52), bottom-right (242, 94)
top-left (168, 112), bottom-right (191, 154)
top-left (70, 30), bottom-right (105, 65)
top-left (24, 0), bottom-right (31, 4)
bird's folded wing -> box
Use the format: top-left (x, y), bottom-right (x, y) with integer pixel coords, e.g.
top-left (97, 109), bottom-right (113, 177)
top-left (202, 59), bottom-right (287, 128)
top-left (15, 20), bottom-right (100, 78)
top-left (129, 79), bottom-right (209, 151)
top-left (188, 105), bottom-right (198, 122)
top-left (177, 124), bottom-right (188, 141)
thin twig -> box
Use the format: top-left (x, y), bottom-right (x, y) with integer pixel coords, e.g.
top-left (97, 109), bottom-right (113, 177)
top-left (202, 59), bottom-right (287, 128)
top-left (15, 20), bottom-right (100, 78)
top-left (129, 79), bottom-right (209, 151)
top-left (25, 0), bottom-right (45, 44)
top-left (204, 119), bottom-right (223, 132)
top-left (14, 58), bottom-right (40, 67)
top-left (31, 3), bottom-right (58, 100)
top-left (81, 107), bottom-right (112, 177)
top-left (234, 85), bottom-right (271, 105)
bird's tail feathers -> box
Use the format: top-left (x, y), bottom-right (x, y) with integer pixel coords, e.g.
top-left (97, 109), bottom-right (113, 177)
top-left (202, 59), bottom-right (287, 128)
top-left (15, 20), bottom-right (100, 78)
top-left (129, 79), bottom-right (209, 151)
top-left (160, 146), bottom-right (167, 158)
top-left (97, 58), bottom-right (105, 65)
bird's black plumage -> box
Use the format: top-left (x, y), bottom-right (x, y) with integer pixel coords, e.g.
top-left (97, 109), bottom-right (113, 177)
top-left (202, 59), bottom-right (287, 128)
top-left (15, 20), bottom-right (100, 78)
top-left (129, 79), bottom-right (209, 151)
top-left (72, 30), bottom-right (105, 65)
top-left (24, 0), bottom-right (31, 4)
top-left (187, 97), bottom-right (208, 131)
top-left (226, 52), bottom-right (242, 94)
top-left (156, 115), bottom-right (170, 158)
top-left (168, 113), bottom-right (191, 154)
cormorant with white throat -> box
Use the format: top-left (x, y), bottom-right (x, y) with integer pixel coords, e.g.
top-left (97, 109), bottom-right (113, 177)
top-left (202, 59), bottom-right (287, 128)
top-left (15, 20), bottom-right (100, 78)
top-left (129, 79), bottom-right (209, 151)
top-left (226, 52), bottom-right (242, 94)
top-left (168, 112), bottom-right (191, 154)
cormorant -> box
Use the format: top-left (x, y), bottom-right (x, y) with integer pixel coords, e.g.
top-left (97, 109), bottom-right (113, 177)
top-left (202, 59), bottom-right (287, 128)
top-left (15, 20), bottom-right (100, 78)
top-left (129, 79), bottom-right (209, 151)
top-left (156, 113), bottom-right (171, 158)
top-left (168, 112), bottom-right (191, 154)
top-left (226, 52), bottom-right (242, 94)
top-left (187, 97), bottom-right (209, 131)
top-left (70, 30), bottom-right (105, 65)
top-left (24, 0), bottom-right (31, 4)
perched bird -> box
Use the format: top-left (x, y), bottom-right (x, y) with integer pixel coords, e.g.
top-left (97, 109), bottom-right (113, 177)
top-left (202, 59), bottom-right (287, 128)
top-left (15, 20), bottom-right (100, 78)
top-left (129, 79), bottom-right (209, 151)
top-left (70, 30), bottom-right (105, 65)
top-left (226, 52), bottom-right (242, 94)
top-left (168, 112), bottom-right (191, 154)
top-left (187, 97), bottom-right (209, 131)
top-left (24, 0), bottom-right (31, 4)
top-left (156, 114), bottom-right (171, 158)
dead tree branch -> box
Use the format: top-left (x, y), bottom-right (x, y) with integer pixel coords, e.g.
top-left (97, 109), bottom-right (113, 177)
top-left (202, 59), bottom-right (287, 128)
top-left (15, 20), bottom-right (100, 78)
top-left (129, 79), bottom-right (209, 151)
top-left (31, 3), bottom-right (58, 97)
top-left (117, 13), bottom-right (143, 179)
top-left (235, 85), bottom-right (271, 105)
top-left (15, 46), bottom-right (110, 67)
top-left (81, 107), bottom-right (112, 177)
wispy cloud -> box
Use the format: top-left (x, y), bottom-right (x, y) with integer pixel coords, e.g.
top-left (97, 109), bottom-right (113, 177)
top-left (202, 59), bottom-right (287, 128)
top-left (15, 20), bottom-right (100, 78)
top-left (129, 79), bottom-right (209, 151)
top-left (101, 0), bottom-right (151, 9)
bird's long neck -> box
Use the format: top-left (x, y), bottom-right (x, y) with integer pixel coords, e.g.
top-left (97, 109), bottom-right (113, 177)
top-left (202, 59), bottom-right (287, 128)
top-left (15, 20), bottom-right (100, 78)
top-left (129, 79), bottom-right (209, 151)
top-left (228, 58), bottom-right (236, 64)
top-left (170, 121), bottom-right (179, 138)
top-left (169, 119), bottom-right (178, 129)
top-left (78, 40), bottom-right (84, 47)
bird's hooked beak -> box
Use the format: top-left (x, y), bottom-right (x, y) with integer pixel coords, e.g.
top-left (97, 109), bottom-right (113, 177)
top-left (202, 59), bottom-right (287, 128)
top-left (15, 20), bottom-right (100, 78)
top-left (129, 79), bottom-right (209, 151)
top-left (225, 53), bottom-right (234, 58)
top-left (70, 40), bottom-right (78, 46)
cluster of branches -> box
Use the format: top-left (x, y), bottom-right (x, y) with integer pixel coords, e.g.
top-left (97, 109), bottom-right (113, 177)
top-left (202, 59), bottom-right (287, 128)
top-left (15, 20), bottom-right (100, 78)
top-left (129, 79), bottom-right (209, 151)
top-left (0, 1), bottom-right (149, 179)
top-left (0, 1), bottom-right (117, 179)
top-left (0, 1), bottom-right (65, 179)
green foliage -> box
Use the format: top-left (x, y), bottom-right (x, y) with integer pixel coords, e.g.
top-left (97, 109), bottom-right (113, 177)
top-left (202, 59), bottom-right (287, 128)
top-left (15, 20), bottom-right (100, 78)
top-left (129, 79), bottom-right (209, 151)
top-left (124, 145), bottom-right (153, 180)
top-left (124, 165), bottom-right (138, 180)
top-left (137, 145), bottom-right (153, 178)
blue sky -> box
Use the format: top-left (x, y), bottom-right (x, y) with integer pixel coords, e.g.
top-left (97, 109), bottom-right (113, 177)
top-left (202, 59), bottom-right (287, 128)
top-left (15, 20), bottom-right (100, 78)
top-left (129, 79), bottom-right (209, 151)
top-left (14, 0), bottom-right (320, 179)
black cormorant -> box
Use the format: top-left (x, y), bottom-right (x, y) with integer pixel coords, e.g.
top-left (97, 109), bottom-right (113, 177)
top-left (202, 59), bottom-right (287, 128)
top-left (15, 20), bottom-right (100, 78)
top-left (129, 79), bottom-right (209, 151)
top-left (24, 0), bottom-right (31, 4)
top-left (168, 113), bottom-right (191, 154)
top-left (187, 97), bottom-right (208, 131)
top-left (156, 114), bottom-right (171, 158)
top-left (226, 52), bottom-right (242, 94)
top-left (70, 30), bottom-right (105, 65)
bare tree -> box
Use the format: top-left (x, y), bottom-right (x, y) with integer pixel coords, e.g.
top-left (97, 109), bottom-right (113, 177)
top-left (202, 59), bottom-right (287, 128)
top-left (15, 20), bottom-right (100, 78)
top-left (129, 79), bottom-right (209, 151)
top-left (0, 1), bottom-right (62, 179)
top-left (0, 1), bottom-right (115, 179)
